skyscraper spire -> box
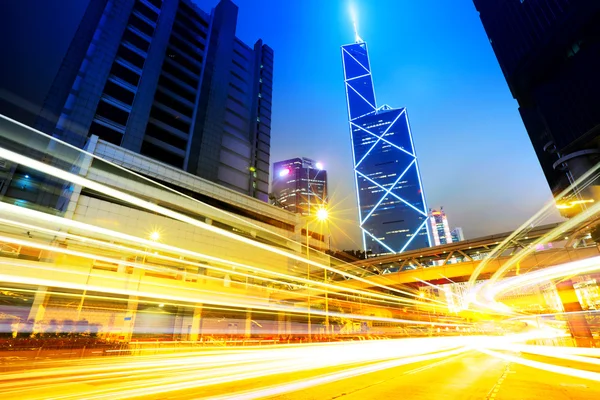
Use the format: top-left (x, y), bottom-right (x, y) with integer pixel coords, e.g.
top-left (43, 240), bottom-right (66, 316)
top-left (350, 4), bottom-right (363, 43)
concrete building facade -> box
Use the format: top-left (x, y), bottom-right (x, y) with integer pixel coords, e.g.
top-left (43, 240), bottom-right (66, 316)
top-left (35, 0), bottom-right (273, 201)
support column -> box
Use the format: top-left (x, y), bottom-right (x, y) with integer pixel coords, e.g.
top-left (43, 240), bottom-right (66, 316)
top-left (173, 306), bottom-right (186, 341)
top-left (27, 286), bottom-right (49, 336)
top-left (189, 304), bottom-right (203, 342)
top-left (122, 296), bottom-right (138, 342)
top-left (121, 268), bottom-right (144, 341)
top-left (556, 279), bottom-right (593, 346)
top-left (286, 314), bottom-right (292, 336)
top-left (277, 312), bottom-right (285, 336)
top-left (245, 309), bottom-right (252, 338)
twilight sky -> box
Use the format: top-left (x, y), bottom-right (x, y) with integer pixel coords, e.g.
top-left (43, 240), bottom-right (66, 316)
top-left (203, 0), bottom-right (561, 248)
top-left (0, 0), bottom-right (561, 250)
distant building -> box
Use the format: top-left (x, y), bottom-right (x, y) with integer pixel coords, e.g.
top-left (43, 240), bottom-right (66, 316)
top-left (473, 1), bottom-right (600, 216)
top-left (32, 0), bottom-right (273, 201)
top-left (271, 157), bottom-right (327, 215)
top-left (451, 227), bottom-right (465, 242)
top-left (429, 208), bottom-right (453, 246)
top-left (341, 28), bottom-right (430, 256)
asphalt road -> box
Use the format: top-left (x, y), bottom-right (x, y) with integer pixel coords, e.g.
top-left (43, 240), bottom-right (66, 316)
top-left (1, 340), bottom-right (600, 399)
top-left (264, 351), bottom-right (600, 400)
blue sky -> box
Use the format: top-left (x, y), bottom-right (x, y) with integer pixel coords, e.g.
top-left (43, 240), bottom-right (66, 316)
top-left (200, 0), bottom-right (560, 248)
top-left (0, 0), bottom-right (560, 250)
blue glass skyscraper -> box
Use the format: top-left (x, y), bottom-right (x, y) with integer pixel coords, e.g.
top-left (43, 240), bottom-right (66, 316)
top-left (342, 34), bottom-right (430, 255)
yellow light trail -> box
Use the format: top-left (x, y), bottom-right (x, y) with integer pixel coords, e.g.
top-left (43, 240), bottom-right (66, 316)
top-left (0, 330), bottom-right (593, 400)
top-left (0, 146), bottom-right (444, 305)
top-left (0, 195), bottom-right (448, 310)
top-left (466, 161), bottom-right (600, 296)
top-left (0, 211), bottom-right (448, 313)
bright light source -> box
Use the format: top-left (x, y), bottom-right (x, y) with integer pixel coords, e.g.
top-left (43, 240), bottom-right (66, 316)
top-left (24, 175), bottom-right (29, 179)
top-left (279, 168), bottom-right (290, 177)
top-left (316, 208), bottom-right (328, 221)
top-left (150, 231), bottom-right (160, 241)
top-left (316, 162), bottom-right (324, 170)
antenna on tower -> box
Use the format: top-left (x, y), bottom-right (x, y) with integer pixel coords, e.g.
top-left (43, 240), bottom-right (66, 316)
top-left (350, 4), bottom-right (363, 43)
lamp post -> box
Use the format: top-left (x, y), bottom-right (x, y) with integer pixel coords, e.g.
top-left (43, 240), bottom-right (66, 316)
top-left (304, 161), bottom-right (327, 342)
top-left (143, 231), bottom-right (161, 265)
top-left (306, 207), bottom-right (328, 342)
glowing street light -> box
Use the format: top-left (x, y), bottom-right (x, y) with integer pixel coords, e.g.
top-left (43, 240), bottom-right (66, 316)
top-left (150, 231), bottom-right (160, 242)
top-left (306, 206), bottom-right (329, 342)
top-left (316, 207), bottom-right (328, 221)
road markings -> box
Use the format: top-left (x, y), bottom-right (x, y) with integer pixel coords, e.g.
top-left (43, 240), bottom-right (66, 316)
top-left (486, 363), bottom-right (512, 400)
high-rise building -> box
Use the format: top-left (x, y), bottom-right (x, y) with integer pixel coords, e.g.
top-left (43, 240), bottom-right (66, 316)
top-left (429, 208), bottom-right (453, 246)
top-left (34, 0), bottom-right (273, 201)
top-left (271, 157), bottom-right (327, 215)
top-left (451, 227), bottom-right (465, 243)
top-left (473, 1), bottom-right (600, 216)
top-left (341, 27), bottom-right (430, 256)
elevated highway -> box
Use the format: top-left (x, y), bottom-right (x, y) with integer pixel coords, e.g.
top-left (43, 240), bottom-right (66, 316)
top-left (272, 223), bottom-right (600, 302)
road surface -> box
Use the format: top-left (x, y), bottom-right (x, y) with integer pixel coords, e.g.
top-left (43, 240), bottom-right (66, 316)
top-left (1, 338), bottom-right (599, 399)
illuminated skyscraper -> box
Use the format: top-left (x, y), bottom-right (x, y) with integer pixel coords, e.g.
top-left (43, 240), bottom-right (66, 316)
top-left (271, 157), bottom-right (327, 215)
top-left (451, 227), bottom-right (465, 242)
top-left (429, 208), bottom-right (453, 246)
top-left (341, 25), bottom-right (430, 255)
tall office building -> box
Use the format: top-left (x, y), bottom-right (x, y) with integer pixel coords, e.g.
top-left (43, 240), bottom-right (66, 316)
top-left (34, 0), bottom-right (273, 201)
top-left (271, 157), bottom-right (327, 215)
top-left (429, 208), bottom-right (453, 246)
top-left (451, 227), bottom-right (465, 243)
top-left (341, 28), bottom-right (430, 256)
top-left (473, 1), bottom-right (600, 216)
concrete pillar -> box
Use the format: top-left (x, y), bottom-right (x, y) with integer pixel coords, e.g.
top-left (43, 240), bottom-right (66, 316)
top-left (556, 279), bottom-right (593, 346)
top-left (27, 286), bottom-right (49, 336)
top-left (189, 304), bottom-right (203, 341)
top-left (285, 314), bottom-right (292, 336)
top-left (245, 309), bottom-right (252, 338)
top-left (122, 296), bottom-right (138, 342)
top-left (277, 312), bottom-right (285, 336)
top-left (173, 306), bottom-right (186, 341)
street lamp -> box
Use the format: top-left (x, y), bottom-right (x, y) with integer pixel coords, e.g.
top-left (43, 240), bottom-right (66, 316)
top-left (143, 231), bottom-right (161, 265)
top-left (306, 206), bottom-right (329, 342)
top-left (149, 231), bottom-right (160, 242)
top-left (316, 207), bottom-right (328, 221)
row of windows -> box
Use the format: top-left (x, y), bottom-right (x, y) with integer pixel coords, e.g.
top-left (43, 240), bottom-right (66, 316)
top-left (134, 0), bottom-right (159, 22)
top-left (169, 33), bottom-right (203, 64)
top-left (90, 0), bottom-right (157, 145)
top-left (150, 104), bottom-right (190, 133)
top-left (172, 20), bottom-right (206, 51)
top-left (158, 74), bottom-right (196, 103)
top-left (154, 88), bottom-right (193, 118)
top-left (128, 10), bottom-right (155, 37)
top-left (166, 47), bottom-right (201, 76)
top-left (145, 122), bottom-right (188, 150)
top-left (162, 58), bottom-right (199, 88)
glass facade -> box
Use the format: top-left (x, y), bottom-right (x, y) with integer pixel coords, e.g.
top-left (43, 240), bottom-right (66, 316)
top-left (271, 157), bottom-right (327, 215)
top-left (429, 208), bottom-right (453, 246)
top-left (342, 41), bottom-right (430, 255)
